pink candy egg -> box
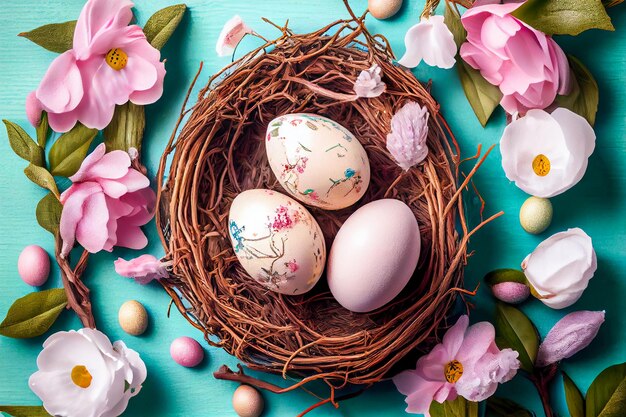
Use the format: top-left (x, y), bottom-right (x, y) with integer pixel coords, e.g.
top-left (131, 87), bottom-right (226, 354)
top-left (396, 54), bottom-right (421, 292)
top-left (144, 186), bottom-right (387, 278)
top-left (170, 336), bottom-right (204, 367)
top-left (18, 245), bottom-right (50, 287)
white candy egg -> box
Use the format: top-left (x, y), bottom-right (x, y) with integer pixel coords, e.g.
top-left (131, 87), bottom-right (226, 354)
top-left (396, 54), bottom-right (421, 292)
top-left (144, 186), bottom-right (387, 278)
top-left (265, 113), bottom-right (370, 210)
top-left (228, 189), bottom-right (326, 295)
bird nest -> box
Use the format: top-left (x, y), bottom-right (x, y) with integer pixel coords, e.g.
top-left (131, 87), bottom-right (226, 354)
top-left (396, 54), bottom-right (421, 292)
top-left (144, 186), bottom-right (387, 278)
top-left (155, 5), bottom-right (496, 406)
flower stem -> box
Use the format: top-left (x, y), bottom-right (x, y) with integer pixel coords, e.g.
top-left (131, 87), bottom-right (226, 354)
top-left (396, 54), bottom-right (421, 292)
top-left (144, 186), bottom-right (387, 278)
top-left (528, 364), bottom-right (558, 417)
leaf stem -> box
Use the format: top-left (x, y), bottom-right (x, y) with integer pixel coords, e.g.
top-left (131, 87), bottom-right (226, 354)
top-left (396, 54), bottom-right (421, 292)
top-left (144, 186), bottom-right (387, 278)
top-left (528, 364), bottom-right (558, 417)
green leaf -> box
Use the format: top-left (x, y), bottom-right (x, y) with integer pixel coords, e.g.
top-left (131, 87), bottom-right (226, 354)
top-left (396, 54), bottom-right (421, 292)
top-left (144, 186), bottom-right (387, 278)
top-left (18, 21), bottom-right (76, 53)
top-left (103, 102), bottom-right (145, 153)
top-left (36, 112), bottom-right (49, 148)
top-left (495, 303), bottom-right (539, 372)
top-left (563, 372), bottom-right (585, 417)
top-left (444, 0), bottom-right (466, 48)
top-left (24, 165), bottom-right (59, 198)
top-left (0, 289), bottom-right (67, 339)
top-left (555, 55), bottom-right (599, 126)
top-left (49, 123), bottom-right (98, 177)
top-left (486, 397), bottom-right (534, 417)
top-left (0, 406), bottom-right (50, 417)
top-left (3, 120), bottom-right (44, 166)
top-left (430, 397), bottom-right (479, 417)
top-left (512, 0), bottom-right (614, 36)
top-left (457, 60), bottom-right (502, 127)
top-left (586, 362), bottom-right (626, 417)
top-left (485, 269), bottom-right (528, 286)
top-left (143, 4), bottom-right (187, 50)
top-left (36, 193), bottom-right (63, 236)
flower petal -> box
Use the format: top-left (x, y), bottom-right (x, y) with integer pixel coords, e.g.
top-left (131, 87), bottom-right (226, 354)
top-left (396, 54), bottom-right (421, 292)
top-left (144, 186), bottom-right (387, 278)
top-left (73, 0), bottom-right (134, 59)
top-left (216, 15), bottom-right (252, 57)
top-left (36, 51), bottom-right (83, 114)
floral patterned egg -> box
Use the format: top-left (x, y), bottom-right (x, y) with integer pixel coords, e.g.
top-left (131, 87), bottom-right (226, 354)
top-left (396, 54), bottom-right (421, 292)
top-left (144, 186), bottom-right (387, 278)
top-left (265, 113), bottom-right (370, 210)
top-left (228, 189), bottom-right (326, 295)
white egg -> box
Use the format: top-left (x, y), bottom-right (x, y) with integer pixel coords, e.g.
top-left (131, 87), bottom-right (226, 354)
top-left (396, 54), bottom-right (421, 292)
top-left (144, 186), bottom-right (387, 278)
top-left (265, 113), bottom-right (370, 210)
top-left (327, 199), bottom-right (421, 312)
top-left (369, 0), bottom-right (403, 20)
top-left (228, 189), bottom-right (326, 295)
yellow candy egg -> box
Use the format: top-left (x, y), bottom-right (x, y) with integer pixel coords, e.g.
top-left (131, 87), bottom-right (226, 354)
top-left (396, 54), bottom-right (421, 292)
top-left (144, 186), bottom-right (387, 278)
top-left (519, 197), bottom-right (553, 234)
top-left (118, 300), bottom-right (149, 336)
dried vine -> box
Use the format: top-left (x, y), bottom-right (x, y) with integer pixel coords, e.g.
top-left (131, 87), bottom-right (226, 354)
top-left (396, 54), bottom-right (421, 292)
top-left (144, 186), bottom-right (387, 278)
top-left (156, 0), bottom-right (501, 410)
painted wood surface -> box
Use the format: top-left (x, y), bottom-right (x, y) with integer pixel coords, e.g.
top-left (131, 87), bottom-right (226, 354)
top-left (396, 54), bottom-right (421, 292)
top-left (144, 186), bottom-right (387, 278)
top-left (0, 1), bottom-right (624, 416)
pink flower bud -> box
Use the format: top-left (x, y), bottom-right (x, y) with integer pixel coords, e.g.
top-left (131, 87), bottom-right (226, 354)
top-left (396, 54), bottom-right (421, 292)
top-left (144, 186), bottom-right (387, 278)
top-left (536, 310), bottom-right (605, 367)
top-left (491, 282), bottom-right (530, 304)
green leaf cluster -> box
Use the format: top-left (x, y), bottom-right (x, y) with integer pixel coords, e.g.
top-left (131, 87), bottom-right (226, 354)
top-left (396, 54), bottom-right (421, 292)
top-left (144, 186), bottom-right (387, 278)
top-left (484, 269), bottom-right (528, 286)
top-left (429, 396), bottom-right (479, 417)
top-left (495, 303), bottom-right (539, 372)
top-left (556, 56), bottom-right (600, 126)
top-left (0, 289), bottom-right (67, 339)
top-left (0, 406), bottom-right (51, 417)
top-left (486, 397), bottom-right (533, 417)
top-left (563, 363), bottom-right (626, 417)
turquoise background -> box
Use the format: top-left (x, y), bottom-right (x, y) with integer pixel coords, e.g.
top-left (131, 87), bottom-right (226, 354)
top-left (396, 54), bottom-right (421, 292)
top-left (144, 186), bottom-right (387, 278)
top-left (0, 0), bottom-right (624, 416)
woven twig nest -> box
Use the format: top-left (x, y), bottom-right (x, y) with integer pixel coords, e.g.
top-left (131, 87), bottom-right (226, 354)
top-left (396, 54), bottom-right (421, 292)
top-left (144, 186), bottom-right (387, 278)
top-left (156, 7), bottom-right (495, 397)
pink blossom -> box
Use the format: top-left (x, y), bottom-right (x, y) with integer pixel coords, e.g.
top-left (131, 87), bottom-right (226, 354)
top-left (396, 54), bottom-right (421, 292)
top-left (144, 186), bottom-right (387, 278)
top-left (286, 259), bottom-right (299, 273)
top-left (114, 254), bottom-right (169, 284)
top-left (386, 101), bottom-right (429, 171)
top-left (393, 316), bottom-right (519, 415)
top-left (271, 206), bottom-right (297, 231)
top-left (28, 0), bottom-right (166, 132)
top-left (216, 15), bottom-right (253, 57)
top-left (60, 143), bottom-right (155, 257)
top-left (536, 310), bottom-right (605, 367)
top-left (459, 2), bottom-right (570, 115)
top-left (354, 64), bottom-right (386, 98)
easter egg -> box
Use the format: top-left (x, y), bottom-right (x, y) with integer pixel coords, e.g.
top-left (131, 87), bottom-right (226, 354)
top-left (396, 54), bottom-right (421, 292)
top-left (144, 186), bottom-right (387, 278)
top-left (327, 199), bottom-right (420, 312)
top-left (170, 336), bottom-right (204, 367)
top-left (18, 245), bottom-right (50, 286)
top-left (118, 300), bottom-right (149, 336)
top-left (232, 385), bottom-right (264, 417)
top-left (265, 113), bottom-right (370, 210)
top-left (369, 0), bottom-right (403, 19)
top-left (520, 196), bottom-right (552, 234)
top-left (228, 189), bottom-right (326, 295)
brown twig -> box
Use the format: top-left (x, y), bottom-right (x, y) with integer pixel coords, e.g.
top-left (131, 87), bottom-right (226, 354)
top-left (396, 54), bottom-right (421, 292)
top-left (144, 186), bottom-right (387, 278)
top-left (55, 241), bottom-right (95, 329)
top-left (528, 364), bottom-right (558, 417)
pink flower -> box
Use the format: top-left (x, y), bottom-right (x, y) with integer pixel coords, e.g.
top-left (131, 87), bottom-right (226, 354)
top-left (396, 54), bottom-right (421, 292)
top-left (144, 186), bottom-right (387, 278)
top-left (60, 143), bottom-right (155, 257)
top-left (386, 102), bottom-right (429, 171)
top-left (354, 64), bottom-right (386, 98)
top-left (536, 310), bottom-right (604, 367)
top-left (28, 0), bottom-right (166, 132)
top-left (393, 316), bottom-right (519, 416)
top-left (271, 206), bottom-right (297, 231)
top-left (286, 259), bottom-right (299, 273)
top-left (216, 15), bottom-right (253, 57)
top-left (114, 254), bottom-right (170, 284)
top-left (459, 2), bottom-right (571, 115)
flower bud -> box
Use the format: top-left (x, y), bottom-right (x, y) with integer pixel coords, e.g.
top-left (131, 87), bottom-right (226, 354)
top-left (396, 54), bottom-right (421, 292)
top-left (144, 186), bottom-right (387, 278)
top-left (491, 281), bottom-right (530, 304)
top-left (536, 310), bottom-right (605, 367)
top-left (522, 228), bottom-right (596, 309)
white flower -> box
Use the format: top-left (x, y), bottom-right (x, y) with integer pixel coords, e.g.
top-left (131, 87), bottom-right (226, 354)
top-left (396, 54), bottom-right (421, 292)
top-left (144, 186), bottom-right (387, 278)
top-left (354, 64), bottom-right (386, 98)
top-left (398, 15), bottom-right (457, 69)
top-left (500, 108), bottom-right (596, 198)
top-left (216, 15), bottom-right (253, 57)
top-left (522, 228), bottom-right (597, 309)
top-left (29, 328), bottom-right (147, 417)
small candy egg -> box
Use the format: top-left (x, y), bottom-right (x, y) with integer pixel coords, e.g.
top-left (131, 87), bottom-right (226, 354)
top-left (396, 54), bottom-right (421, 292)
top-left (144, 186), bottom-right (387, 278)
top-left (369, 0), bottom-right (403, 20)
top-left (118, 300), bottom-right (149, 336)
top-left (18, 245), bottom-right (50, 286)
top-left (170, 336), bottom-right (204, 367)
top-left (519, 196), bottom-right (553, 234)
top-left (232, 385), bottom-right (264, 417)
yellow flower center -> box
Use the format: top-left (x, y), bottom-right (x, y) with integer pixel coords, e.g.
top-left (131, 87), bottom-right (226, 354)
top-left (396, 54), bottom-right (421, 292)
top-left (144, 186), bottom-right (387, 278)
top-left (444, 360), bottom-right (463, 383)
top-left (532, 154), bottom-right (551, 177)
top-left (105, 48), bottom-right (128, 71)
top-left (70, 365), bottom-right (92, 388)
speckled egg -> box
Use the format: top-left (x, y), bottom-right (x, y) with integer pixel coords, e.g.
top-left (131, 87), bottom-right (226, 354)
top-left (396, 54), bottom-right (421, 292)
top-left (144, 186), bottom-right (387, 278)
top-left (228, 189), bottom-right (326, 295)
top-left (520, 196), bottom-right (552, 234)
top-left (18, 245), bottom-right (50, 287)
top-left (327, 199), bottom-right (421, 312)
top-left (118, 300), bottom-right (149, 336)
top-left (170, 336), bottom-right (204, 367)
top-left (265, 113), bottom-right (370, 210)
top-left (369, 0), bottom-right (403, 19)
top-left (232, 385), bottom-right (264, 417)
